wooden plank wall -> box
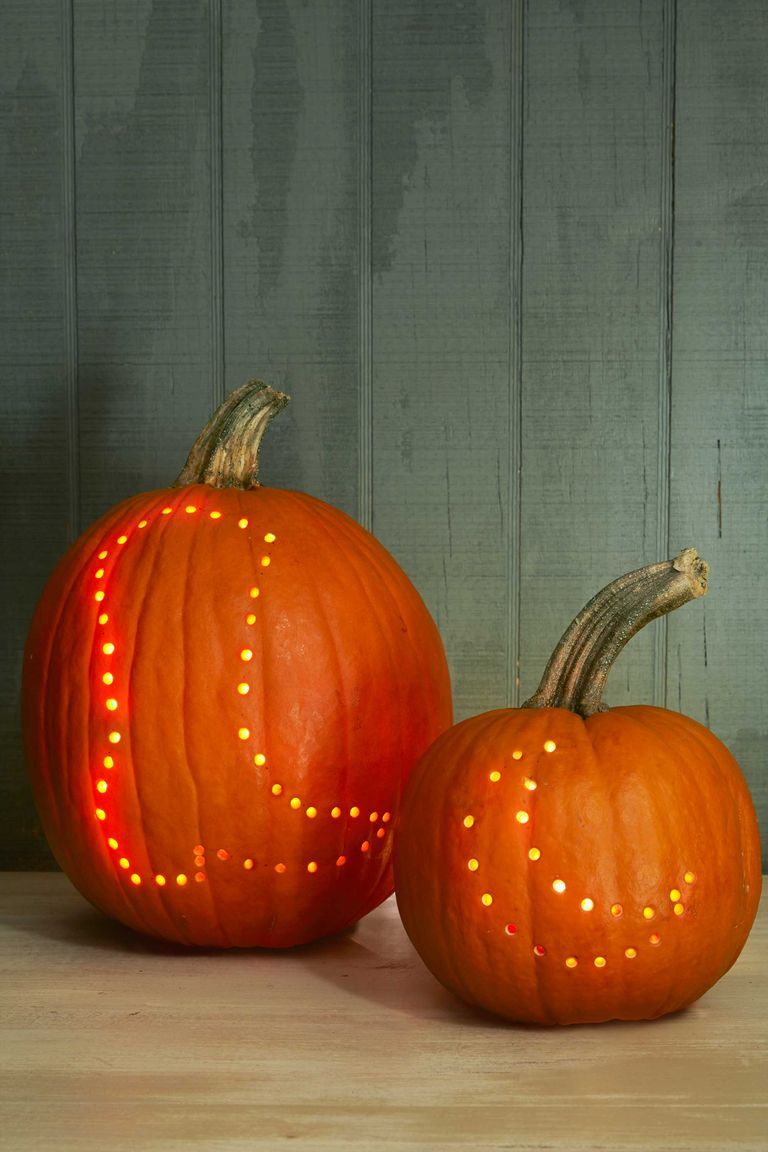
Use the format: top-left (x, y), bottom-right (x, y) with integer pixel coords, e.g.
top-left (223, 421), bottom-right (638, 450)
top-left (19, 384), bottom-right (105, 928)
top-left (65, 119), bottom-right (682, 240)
top-left (1, 0), bottom-right (766, 869)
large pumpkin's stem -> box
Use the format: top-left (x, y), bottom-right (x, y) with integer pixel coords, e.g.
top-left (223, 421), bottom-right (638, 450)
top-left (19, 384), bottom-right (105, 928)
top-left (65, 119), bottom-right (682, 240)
top-left (523, 549), bottom-right (709, 717)
top-left (174, 379), bottom-right (289, 489)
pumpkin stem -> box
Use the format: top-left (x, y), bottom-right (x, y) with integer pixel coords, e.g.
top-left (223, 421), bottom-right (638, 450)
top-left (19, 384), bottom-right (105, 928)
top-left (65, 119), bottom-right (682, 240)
top-left (522, 548), bottom-right (709, 717)
top-left (174, 379), bottom-right (289, 489)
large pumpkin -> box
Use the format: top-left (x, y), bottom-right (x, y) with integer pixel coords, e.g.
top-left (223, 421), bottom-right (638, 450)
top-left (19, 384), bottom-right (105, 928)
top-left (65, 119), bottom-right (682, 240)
top-left (394, 550), bottom-right (761, 1024)
top-left (23, 381), bottom-right (452, 947)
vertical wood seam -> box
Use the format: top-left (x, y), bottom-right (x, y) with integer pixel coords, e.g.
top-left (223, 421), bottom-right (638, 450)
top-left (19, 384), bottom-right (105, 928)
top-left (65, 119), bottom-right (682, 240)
top-left (358, 0), bottom-right (373, 531)
top-left (655, 0), bottom-right (677, 707)
top-left (63, 0), bottom-right (79, 543)
top-left (210, 0), bottom-right (225, 409)
top-left (507, 0), bottom-right (524, 706)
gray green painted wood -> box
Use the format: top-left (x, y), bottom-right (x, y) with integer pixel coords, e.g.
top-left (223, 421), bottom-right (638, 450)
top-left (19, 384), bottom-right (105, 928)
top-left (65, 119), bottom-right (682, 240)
top-left (1, 0), bottom-right (766, 869)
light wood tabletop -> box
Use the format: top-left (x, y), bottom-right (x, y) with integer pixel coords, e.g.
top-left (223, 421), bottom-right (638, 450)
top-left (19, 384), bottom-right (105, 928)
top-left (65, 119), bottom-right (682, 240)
top-left (1, 872), bottom-right (765, 1152)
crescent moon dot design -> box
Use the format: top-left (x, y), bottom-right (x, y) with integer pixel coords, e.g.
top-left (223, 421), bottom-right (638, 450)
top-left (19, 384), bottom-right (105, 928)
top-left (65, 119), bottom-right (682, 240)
top-left (88, 502), bottom-right (393, 889)
top-left (462, 743), bottom-right (697, 970)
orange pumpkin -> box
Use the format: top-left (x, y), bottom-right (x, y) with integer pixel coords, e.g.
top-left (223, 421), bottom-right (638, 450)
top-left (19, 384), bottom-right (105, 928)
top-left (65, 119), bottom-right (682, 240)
top-left (23, 381), bottom-right (452, 947)
top-left (394, 550), bottom-right (761, 1024)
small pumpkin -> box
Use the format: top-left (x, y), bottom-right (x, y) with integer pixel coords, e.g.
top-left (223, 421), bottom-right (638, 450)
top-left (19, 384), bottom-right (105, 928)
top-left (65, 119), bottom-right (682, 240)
top-left (23, 381), bottom-right (452, 947)
top-left (394, 550), bottom-right (761, 1024)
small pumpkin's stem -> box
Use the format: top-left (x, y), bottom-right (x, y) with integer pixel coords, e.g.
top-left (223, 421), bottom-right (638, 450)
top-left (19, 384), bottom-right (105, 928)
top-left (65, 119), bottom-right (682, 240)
top-left (174, 379), bottom-right (289, 489)
top-left (523, 549), bottom-right (709, 717)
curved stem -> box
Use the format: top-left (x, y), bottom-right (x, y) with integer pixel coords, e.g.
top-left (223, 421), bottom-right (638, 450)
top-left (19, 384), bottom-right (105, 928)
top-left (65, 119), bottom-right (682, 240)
top-left (523, 549), bottom-right (709, 717)
top-left (174, 379), bottom-right (289, 490)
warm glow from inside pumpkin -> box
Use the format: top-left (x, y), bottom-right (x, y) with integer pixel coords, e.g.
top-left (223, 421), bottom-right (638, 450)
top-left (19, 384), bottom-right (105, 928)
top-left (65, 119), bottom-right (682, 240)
top-left (543, 739), bottom-right (556, 753)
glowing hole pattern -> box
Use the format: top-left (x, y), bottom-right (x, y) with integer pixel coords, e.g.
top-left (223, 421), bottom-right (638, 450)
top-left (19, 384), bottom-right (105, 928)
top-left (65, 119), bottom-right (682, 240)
top-left (459, 744), bottom-right (697, 970)
top-left (89, 510), bottom-right (393, 887)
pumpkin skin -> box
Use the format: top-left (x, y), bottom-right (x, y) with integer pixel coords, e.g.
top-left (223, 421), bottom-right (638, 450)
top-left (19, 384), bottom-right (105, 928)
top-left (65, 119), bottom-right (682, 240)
top-left (394, 554), bottom-right (762, 1025)
top-left (23, 394), bottom-right (452, 948)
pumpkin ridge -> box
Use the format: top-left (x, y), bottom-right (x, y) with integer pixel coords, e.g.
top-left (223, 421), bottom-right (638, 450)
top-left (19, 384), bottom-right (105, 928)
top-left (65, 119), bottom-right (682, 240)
top-left (309, 489), bottom-right (447, 759)
top-left (286, 498), bottom-right (357, 898)
top-left (77, 495), bottom-right (172, 937)
top-left (90, 499), bottom-right (165, 938)
top-left (626, 704), bottom-right (760, 899)
top-left (179, 494), bottom-right (233, 946)
top-left (119, 489), bottom-right (198, 939)
top-left (122, 494), bottom-right (205, 941)
top-left (303, 495), bottom-right (401, 908)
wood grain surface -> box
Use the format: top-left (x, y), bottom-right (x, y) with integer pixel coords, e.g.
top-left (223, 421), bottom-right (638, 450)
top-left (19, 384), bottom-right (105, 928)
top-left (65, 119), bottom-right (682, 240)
top-left (1, 0), bottom-right (767, 869)
top-left (0, 872), bottom-right (765, 1151)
